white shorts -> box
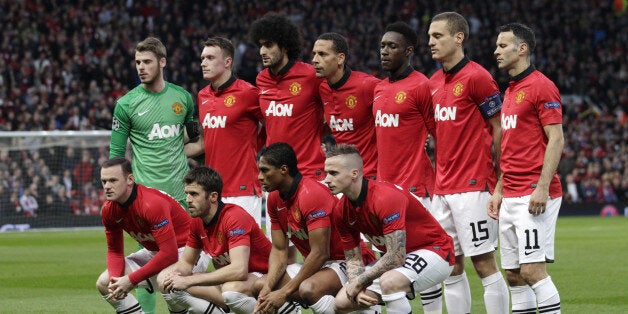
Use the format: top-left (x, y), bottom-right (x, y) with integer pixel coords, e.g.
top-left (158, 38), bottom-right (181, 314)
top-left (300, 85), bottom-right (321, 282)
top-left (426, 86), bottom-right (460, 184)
top-left (223, 195), bottom-right (263, 227)
top-left (499, 196), bottom-right (561, 269)
top-left (431, 191), bottom-right (498, 256)
top-left (286, 260), bottom-right (347, 283)
top-left (126, 247), bottom-right (211, 291)
top-left (367, 249), bottom-right (453, 299)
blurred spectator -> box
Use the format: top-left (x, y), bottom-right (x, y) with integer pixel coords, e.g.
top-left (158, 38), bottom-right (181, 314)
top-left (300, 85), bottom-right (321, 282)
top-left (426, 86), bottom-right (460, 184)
top-left (18, 186), bottom-right (38, 217)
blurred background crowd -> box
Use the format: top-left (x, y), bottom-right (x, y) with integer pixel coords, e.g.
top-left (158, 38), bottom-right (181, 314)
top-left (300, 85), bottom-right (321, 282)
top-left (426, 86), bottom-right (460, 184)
top-left (0, 0), bottom-right (626, 217)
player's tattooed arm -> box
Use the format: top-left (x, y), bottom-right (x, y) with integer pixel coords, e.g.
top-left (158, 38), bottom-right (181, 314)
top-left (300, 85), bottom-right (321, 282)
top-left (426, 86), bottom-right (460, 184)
top-left (356, 230), bottom-right (406, 286)
top-left (344, 246), bottom-right (365, 281)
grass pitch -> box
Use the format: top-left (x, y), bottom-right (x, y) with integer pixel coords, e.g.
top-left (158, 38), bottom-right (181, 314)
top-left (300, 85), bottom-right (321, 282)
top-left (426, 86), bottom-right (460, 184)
top-left (0, 216), bottom-right (626, 313)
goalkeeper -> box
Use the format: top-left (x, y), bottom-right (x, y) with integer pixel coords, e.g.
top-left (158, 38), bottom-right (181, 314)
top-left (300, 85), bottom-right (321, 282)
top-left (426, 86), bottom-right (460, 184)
top-left (109, 36), bottom-right (199, 313)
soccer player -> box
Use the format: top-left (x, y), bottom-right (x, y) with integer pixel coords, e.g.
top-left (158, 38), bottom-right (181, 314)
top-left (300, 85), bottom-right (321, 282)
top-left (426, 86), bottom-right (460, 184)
top-left (312, 32), bottom-right (380, 179)
top-left (249, 12), bottom-right (327, 181)
top-left (184, 36), bottom-right (264, 227)
top-left (374, 21), bottom-right (442, 312)
top-left (373, 22), bottom-right (435, 208)
top-left (254, 142), bottom-right (376, 314)
top-left (428, 12), bottom-right (509, 313)
top-left (109, 37), bottom-right (198, 312)
top-left (96, 157), bottom-right (201, 314)
top-left (324, 144), bottom-right (455, 314)
top-left (157, 166), bottom-right (272, 314)
top-left (490, 23), bottom-right (563, 314)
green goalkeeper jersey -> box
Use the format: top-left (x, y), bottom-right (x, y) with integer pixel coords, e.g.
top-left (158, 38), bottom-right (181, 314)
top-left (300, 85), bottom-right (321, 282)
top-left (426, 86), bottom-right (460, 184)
top-left (110, 82), bottom-right (194, 205)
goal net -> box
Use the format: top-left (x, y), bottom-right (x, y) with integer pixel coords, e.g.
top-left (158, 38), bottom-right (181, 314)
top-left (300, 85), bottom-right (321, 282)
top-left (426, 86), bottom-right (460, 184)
top-left (0, 131), bottom-right (111, 231)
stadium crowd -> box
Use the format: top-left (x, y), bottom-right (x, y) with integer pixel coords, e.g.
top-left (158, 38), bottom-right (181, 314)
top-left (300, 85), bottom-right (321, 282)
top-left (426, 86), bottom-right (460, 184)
top-left (0, 0), bottom-right (626, 217)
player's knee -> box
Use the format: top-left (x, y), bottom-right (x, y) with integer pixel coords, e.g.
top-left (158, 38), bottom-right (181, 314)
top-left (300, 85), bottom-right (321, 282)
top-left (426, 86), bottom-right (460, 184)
top-left (379, 272), bottom-right (407, 295)
top-left (96, 271), bottom-right (109, 293)
top-left (155, 271), bottom-right (167, 293)
top-left (519, 263), bottom-right (548, 285)
top-left (333, 292), bottom-right (354, 314)
top-left (252, 276), bottom-right (266, 297)
top-left (298, 279), bottom-right (320, 304)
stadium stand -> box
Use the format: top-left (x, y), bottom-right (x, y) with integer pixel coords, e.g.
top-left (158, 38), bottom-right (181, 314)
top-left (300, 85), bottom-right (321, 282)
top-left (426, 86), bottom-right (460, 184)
top-left (0, 0), bottom-right (625, 222)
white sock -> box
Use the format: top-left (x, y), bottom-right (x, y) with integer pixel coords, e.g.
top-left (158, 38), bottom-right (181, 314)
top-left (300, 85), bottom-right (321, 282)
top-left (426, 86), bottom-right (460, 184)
top-left (162, 292), bottom-right (187, 314)
top-left (382, 291), bottom-right (411, 314)
top-left (222, 291), bottom-right (256, 314)
top-left (532, 276), bottom-right (561, 313)
top-left (419, 284), bottom-right (443, 314)
top-left (170, 290), bottom-right (224, 314)
top-left (510, 285), bottom-right (537, 313)
top-left (105, 294), bottom-right (142, 313)
top-left (308, 295), bottom-right (335, 314)
top-left (277, 300), bottom-right (301, 314)
top-left (481, 272), bottom-right (509, 314)
top-left (444, 272), bottom-right (471, 313)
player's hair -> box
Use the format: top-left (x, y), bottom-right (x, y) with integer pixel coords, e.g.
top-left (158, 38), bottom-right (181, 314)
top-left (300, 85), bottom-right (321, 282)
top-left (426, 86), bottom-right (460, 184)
top-left (431, 12), bottom-right (469, 44)
top-left (258, 142), bottom-right (299, 177)
top-left (248, 12), bottom-right (302, 61)
top-left (136, 37), bottom-right (167, 59)
top-left (183, 166), bottom-right (223, 199)
top-left (326, 143), bottom-right (360, 158)
top-left (101, 157), bottom-right (132, 176)
top-left (385, 21), bottom-right (418, 48)
top-left (498, 23), bottom-right (536, 54)
top-left (204, 36), bottom-right (235, 61)
top-left (317, 32), bottom-right (349, 57)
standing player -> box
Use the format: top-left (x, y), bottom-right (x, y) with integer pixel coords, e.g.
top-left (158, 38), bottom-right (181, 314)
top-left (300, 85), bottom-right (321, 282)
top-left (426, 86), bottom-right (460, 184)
top-left (428, 12), bottom-right (509, 313)
top-left (184, 36), bottom-right (264, 227)
top-left (490, 23), bottom-right (563, 314)
top-left (248, 12), bottom-right (327, 181)
top-left (157, 166), bottom-right (272, 314)
top-left (312, 32), bottom-right (380, 179)
top-left (96, 157), bottom-right (197, 314)
top-left (324, 144), bottom-right (454, 314)
top-left (374, 22), bottom-right (442, 313)
top-left (254, 142), bottom-right (376, 314)
top-left (373, 22), bottom-right (435, 207)
top-left (109, 37), bottom-right (198, 312)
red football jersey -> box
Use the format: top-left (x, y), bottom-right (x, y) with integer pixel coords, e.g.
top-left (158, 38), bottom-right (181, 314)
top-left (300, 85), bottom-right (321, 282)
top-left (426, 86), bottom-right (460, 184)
top-left (257, 61), bottom-right (326, 180)
top-left (319, 69), bottom-right (380, 179)
top-left (373, 68), bottom-right (435, 197)
top-left (333, 179), bottom-right (454, 265)
top-left (500, 67), bottom-right (563, 198)
top-left (197, 76), bottom-right (263, 197)
top-left (102, 184), bottom-right (191, 284)
top-left (429, 58), bottom-right (501, 194)
top-left (186, 203), bottom-right (271, 273)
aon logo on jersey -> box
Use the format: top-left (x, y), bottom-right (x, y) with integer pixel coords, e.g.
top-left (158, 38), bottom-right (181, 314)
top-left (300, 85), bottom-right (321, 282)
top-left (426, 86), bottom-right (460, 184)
top-left (202, 113), bottom-right (227, 129)
top-left (501, 113), bottom-right (518, 130)
top-left (329, 116), bottom-right (354, 131)
top-left (434, 104), bottom-right (457, 121)
top-left (128, 231), bottom-right (155, 243)
top-left (148, 123), bottom-right (181, 140)
top-left (375, 110), bottom-right (399, 127)
top-left (265, 101), bottom-right (294, 117)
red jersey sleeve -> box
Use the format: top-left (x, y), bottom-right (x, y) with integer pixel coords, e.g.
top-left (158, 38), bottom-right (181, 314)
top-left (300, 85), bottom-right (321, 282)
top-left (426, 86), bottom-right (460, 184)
top-left (470, 70), bottom-right (501, 119)
top-left (372, 187), bottom-right (407, 235)
top-left (266, 192), bottom-right (282, 231)
top-left (186, 218), bottom-right (205, 250)
top-left (332, 199), bottom-right (361, 251)
top-left (534, 80), bottom-right (562, 126)
top-left (102, 204), bottom-right (126, 278)
top-left (298, 183), bottom-right (335, 232)
top-left (127, 202), bottom-right (179, 285)
top-left (415, 81), bottom-right (436, 136)
top-left (223, 208), bottom-right (254, 249)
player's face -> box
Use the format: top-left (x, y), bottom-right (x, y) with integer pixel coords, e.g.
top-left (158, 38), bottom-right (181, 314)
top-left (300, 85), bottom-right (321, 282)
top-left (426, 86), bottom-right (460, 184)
top-left (200, 45), bottom-right (230, 82)
top-left (257, 157), bottom-right (284, 192)
top-left (101, 165), bottom-right (133, 203)
top-left (135, 51), bottom-right (164, 86)
top-left (324, 156), bottom-right (353, 195)
top-left (259, 40), bottom-right (286, 69)
top-left (380, 31), bottom-right (410, 72)
top-left (312, 39), bottom-right (342, 79)
top-left (494, 31), bottom-right (521, 72)
top-left (428, 20), bottom-right (460, 62)
top-left (184, 182), bottom-right (211, 219)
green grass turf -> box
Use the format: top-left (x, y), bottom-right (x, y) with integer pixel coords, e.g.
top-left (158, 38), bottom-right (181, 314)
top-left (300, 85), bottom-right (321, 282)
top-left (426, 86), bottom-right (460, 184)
top-left (0, 216), bottom-right (626, 313)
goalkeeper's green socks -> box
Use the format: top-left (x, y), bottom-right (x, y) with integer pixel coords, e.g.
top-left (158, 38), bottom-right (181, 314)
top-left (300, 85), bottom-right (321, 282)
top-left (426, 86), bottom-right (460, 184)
top-left (136, 287), bottom-right (156, 314)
